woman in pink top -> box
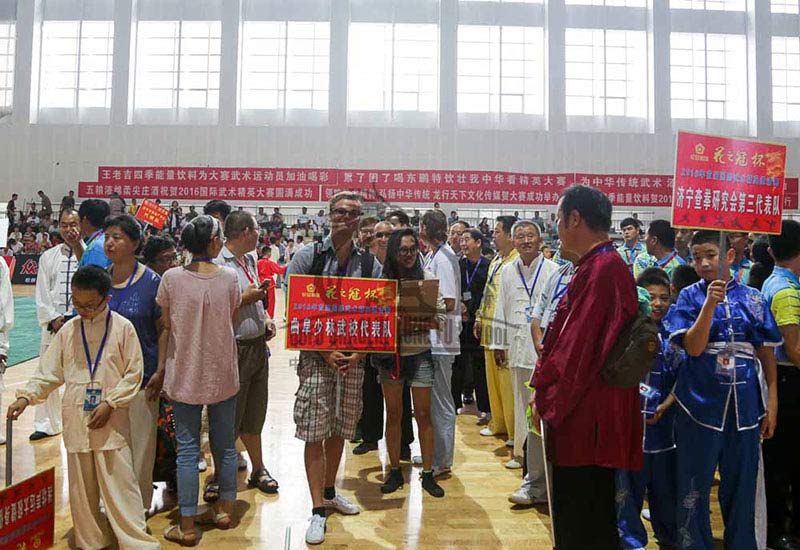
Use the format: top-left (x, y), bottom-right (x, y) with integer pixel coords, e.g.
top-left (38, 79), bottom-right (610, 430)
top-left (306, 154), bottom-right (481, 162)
top-left (154, 215), bottom-right (241, 545)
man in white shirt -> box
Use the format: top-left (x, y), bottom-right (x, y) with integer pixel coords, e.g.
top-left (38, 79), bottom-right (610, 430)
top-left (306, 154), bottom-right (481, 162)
top-left (30, 209), bottom-right (81, 441)
top-left (491, 221), bottom-right (558, 476)
top-left (420, 210), bottom-right (461, 476)
top-left (0, 253), bottom-right (13, 445)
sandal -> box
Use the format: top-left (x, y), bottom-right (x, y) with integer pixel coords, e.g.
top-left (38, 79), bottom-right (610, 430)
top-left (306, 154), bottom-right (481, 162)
top-left (196, 507), bottom-right (232, 530)
top-left (203, 477), bottom-right (220, 503)
top-left (248, 468), bottom-right (279, 494)
top-left (164, 524), bottom-right (198, 546)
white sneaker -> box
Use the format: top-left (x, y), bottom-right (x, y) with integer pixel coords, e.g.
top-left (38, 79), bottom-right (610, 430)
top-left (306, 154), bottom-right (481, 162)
top-left (505, 439), bottom-right (514, 448)
top-left (0, 436), bottom-right (5, 446)
top-left (197, 458), bottom-right (207, 472)
top-left (641, 508), bottom-right (651, 522)
top-left (411, 455), bottom-right (423, 466)
top-left (508, 489), bottom-right (533, 505)
top-left (505, 458), bottom-right (522, 469)
top-left (479, 427), bottom-right (494, 436)
top-left (305, 515), bottom-right (327, 545)
top-left (323, 494), bottom-right (361, 515)
top-left (237, 452), bottom-right (248, 471)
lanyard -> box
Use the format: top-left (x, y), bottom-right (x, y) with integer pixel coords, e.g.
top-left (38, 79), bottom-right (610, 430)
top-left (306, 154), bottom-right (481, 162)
top-left (517, 258), bottom-right (545, 304)
top-left (657, 251), bottom-right (678, 268)
top-left (552, 273), bottom-right (569, 303)
top-left (465, 257), bottom-right (483, 288)
top-left (734, 267), bottom-right (745, 283)
top-left (424, 244), bottom-right (444, 270)
top-left (111, 261), bottom-right (138, 293)
top-left (191, 256), bottom-right (212, 263)
top-left (236, 256), bottom-right (255, 285)
top-left (86, 230), bottom-right (102, 247)
top-left (488, 257), bottom-right (505, 285)
top-left (81, 309), bottom-right (111, 382)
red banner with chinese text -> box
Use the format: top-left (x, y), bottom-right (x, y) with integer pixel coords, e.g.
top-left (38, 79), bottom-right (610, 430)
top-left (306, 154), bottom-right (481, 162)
top-left (135, 199), bottom-right (170, 229)
top-left (0, 467), bottom-right (55, 549)
top-left (286, 275), bottom-right (398, 353)
top-left (76, 164), bottom-right (800, 210)
top-left (672, 132), bottom-right (787, 234)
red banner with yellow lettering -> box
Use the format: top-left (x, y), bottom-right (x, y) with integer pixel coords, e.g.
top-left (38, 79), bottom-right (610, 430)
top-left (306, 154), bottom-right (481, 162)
top-left (286, 275), bottom-right (398, 353)
top-left (672, 131), bottom-right (787, 234)
top-left (0, 467), bottom-right (55, 549)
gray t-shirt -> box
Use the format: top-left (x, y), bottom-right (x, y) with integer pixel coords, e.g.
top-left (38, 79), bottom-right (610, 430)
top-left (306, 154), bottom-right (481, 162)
top-left (215, 247), bottom-right (267, 340)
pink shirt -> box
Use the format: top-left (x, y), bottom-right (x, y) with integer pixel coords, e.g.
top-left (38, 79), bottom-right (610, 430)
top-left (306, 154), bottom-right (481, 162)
top-left (157, 266), bottom-right (241, 405)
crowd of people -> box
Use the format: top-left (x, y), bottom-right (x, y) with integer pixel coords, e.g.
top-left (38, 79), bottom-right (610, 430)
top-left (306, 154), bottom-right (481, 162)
top-left (0, 185), bottom-right (796, 550)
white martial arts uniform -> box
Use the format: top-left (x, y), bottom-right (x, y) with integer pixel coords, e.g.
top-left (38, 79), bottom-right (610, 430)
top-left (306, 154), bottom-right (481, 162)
top-left (0, 258), bottom-right (13, 438)
top-left (17, 308), bottom-right (159, 550)
top-left (490, 254), bottom-right (558, 461)
top-left (33, 244), bottom-right (78, 435)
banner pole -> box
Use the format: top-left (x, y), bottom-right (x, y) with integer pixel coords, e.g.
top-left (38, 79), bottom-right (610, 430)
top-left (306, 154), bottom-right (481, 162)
top-left (6, 417), bottom-right (12, 487)
top-left (718, 231), bottom-right (727, 281)
top-left (541, 419), bottom-right (556, 549)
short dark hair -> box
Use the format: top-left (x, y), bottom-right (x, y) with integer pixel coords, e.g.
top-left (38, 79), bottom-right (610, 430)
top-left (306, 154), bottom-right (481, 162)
top-left (182, 215), bottom-right (221, 255)
top-left (142, 235), bottom-right (176, 265)
top-left (559, 185), bottom-right (612, 232)
top-left (451, 220), bottom-right (469, 230)
top-left (78, 199), bottom-right (110, 229)
top-left (421, 210), bottom-right (448, 242)
top-left (636, 267), bottom-right (671, 291)
top-left (671, 264), bottom-right (701, 294)
top-left (105, 215), bottom-right (143, 246)
top-left (72, 265), bottom-right (112, 296)
top-left (620, 217), bottom-right (640, 230)
top-left (359, 216), bottom-right (378, 230)
top-left (495, 215), bottom-right (517, 235)
top-left (203, 200), bottom-right (232, 220)
top-left (691, 230), bottom-right (727, 250)
top-left (647, 220), bottom-right (676, 249)
top-left (464, 228), bottom-right (484, 246)
top-left (386, 209), bottom-right (410, 226)
top-left (224, 210), bottom-right (255, 240)
top-left (769, 220), bottom-right (800, 262)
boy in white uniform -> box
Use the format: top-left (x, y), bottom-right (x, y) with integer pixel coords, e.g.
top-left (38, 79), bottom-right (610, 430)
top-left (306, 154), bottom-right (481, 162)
top-left (0, 255), bottom-right (13, 445)
top-left (7, 265), bottom-right (159, 550)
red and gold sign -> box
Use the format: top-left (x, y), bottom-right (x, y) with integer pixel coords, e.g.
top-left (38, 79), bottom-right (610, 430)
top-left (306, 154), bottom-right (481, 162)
top-left (134, 199), bottom-right (170, 230)
top-left (672, 131), bottom-right (787, 234)
top-left (286, 275), bottom-right (398, 353)
top-left (0, 468), bottom-right (55, 549)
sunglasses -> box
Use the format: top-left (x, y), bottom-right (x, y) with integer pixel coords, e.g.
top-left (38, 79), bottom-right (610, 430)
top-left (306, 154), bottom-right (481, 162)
top-left (330, 208), bottom-right (362, 220)
top-left (399, 246), bottom-right (418, 256)
top-left (374, 232), bottom-right (391, 239)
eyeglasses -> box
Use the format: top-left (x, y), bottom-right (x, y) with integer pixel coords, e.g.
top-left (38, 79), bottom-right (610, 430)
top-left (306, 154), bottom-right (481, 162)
top-left (155, 253), bottom-right (178, 264)
top-left (399, 246), bottom-right (418, 256)
top-left (374, 232), bottom-right (391, 239)
top-left (73, 298), bottom-right (105, 313)
top-left (330, 208), bottom-right (362, 220)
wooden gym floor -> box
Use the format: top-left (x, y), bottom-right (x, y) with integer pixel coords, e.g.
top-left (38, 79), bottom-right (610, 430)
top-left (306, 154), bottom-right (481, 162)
top-left (2, 285), bottom-right (723, 549)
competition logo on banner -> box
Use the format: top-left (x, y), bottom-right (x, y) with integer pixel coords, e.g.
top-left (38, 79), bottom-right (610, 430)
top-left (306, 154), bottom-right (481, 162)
top-left (135, 199), bottom-right (170, 230)
top-left (286, 275), bottom-right (398, 353)
top-left (0, 467), bottom-right (55, 549)
top-left (672, 131), bottom-right (787, 234)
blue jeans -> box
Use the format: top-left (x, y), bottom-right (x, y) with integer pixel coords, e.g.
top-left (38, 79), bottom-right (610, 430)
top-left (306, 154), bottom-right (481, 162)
top-left (173, 396), bottom-right (238, 517)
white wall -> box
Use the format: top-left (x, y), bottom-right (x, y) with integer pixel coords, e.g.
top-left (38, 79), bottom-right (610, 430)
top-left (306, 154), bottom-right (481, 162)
top-left (0, 0), bottom-right (797, 217)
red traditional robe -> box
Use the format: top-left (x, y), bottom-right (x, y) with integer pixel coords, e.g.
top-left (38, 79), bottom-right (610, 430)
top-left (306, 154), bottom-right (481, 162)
top-left (257, 257), bottom-right (287, 318)
top-left (532, 241), bottom-right (642, 470)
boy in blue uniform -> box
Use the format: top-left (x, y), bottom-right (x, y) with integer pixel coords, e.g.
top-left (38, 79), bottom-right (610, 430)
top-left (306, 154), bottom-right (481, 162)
top-left (616, 267), bottom-right (679, 550)
top-left (664, 230), bottom-right (781, 550)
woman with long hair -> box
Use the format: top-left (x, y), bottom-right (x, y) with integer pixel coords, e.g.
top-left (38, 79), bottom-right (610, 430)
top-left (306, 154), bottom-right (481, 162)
top-left (155, 215), bottom-right (241, 545)
top-left (378, 228), bottom-right (446, 498)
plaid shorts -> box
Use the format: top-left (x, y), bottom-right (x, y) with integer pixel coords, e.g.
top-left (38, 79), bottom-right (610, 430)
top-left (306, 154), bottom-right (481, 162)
top-left (293, 353), bottom-right (365, 443)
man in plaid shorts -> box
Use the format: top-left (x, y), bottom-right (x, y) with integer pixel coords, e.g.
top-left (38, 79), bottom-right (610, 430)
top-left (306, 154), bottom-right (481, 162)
top-left (286, 191), bottom-right (382, 545)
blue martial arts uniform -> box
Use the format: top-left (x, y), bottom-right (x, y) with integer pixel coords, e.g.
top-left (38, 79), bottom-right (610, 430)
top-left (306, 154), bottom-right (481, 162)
top-left (616, 323), bottom-right (681, 550)
top-left (664, 280), bottom-right (782, 550)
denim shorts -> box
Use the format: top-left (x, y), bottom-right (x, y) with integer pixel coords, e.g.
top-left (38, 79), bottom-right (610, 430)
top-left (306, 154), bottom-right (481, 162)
top-left (378, 350), bottom-right (435, 388)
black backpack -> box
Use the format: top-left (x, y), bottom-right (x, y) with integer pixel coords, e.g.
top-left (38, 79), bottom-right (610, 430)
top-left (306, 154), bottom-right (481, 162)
top-left (309, 242), bottom-right (375, 279)
top-left (600, 312), bottom-right (660, 388)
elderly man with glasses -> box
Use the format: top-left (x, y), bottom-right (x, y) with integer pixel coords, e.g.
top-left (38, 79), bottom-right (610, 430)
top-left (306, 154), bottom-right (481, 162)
top-left (286, 191), bottom-right (382, 545)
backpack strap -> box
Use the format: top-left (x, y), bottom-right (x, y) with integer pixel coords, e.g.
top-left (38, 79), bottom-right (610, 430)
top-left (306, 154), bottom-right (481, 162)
top-left (360, 249), bottom-right (375, 279)
top-left (309, 242), bottom-right (326, 276)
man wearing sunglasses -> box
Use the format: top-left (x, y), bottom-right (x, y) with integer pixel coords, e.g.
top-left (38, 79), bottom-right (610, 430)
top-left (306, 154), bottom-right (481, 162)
top-left (287, 191), bottom-right (382, 545)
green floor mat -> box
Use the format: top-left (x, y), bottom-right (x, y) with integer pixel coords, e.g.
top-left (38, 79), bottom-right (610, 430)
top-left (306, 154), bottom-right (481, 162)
top-left (8, 296), bottom-right (41, 367)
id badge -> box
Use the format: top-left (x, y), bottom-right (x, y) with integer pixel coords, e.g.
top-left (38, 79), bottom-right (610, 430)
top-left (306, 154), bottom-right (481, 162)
top-left (525, 305), bottom-right (536, 323)
top-left (715, 348), bottom-right (735, 381)
top-left (84, 384), bottom-right (102, 412)
top-left (639, 382), bottom-right (661, 401)
top-left (462, 291), bottom-right (472, 302)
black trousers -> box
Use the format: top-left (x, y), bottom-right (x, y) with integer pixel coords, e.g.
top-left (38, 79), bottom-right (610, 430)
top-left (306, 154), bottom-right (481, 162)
top-left (764, 365), bottom-right (800, 539)
top-left (552, 465), bottom-right (619, 550)
top-left (452, 346), bottom-right (490, 413)
top-left (358, 364), bottom-right (414, 448)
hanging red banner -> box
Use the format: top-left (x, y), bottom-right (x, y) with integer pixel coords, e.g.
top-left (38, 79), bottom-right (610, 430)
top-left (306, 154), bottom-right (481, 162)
top-left (286, 275), bottom-right (398, 354)
top-left (672, 131), bottom-right (787, 234)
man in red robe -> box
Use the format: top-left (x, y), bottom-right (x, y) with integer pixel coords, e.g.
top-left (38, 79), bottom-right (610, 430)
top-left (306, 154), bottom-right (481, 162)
top-left (532, 185), bottom-right (641, 550)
